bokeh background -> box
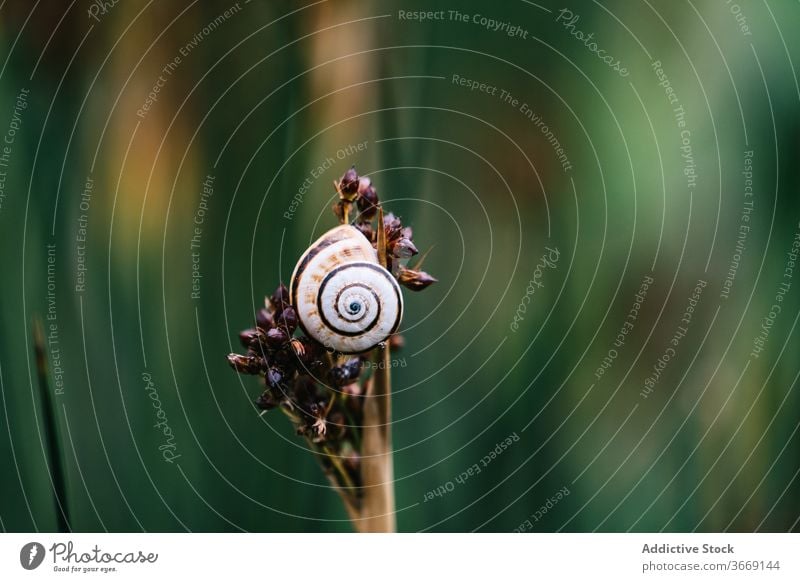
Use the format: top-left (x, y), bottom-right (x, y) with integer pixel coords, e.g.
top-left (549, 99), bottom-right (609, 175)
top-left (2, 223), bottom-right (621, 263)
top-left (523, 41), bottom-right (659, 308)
top-left (1, 0), bottom-right (798, 532)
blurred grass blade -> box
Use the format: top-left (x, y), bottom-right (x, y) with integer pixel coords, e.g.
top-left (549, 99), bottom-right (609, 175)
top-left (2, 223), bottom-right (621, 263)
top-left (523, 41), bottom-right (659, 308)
top-left (33, 316), bottom-right (71, 532)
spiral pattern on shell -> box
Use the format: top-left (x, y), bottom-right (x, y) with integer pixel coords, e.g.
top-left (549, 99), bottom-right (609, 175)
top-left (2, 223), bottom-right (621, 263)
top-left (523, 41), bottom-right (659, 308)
top-left (290, 225), bottom-right (403, 353)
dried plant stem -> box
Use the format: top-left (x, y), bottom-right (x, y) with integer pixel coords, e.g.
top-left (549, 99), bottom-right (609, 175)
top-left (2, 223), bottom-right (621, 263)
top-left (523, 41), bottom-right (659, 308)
top-left (316, 445), bottom-right (361, 524)
top-left (357, 345), bottom-right (396, 532)
top-left (351, 204), bottom-right (397, 532)
top-left (323, 470), bottom-right (361, 524)
top-left (304, 435), bottom-right (361, 524)
top-left (323, 444), bottom-right (356, 492)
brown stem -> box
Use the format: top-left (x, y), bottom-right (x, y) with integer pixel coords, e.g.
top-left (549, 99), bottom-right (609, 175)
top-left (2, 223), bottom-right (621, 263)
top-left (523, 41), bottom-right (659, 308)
top-left (307, 437), bottom-right (361, 525)
top-left (357, 345), bottom-right (396, 532)
top-left (323, 444), bottom-right (357, 493)
top-left (349, 205), bottom-right (397, 532)
top-left (322, 468), bottom-right (361, 524)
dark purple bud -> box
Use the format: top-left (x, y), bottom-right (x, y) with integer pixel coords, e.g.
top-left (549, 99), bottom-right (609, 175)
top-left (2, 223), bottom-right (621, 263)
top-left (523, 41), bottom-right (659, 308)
top-left (357, 176), bottom-right (372, 193)
top-left (398, 266), bottom-right (437, 291)
top-left (265, 367), bottom-right (284, 388)
top-left (256, 309), bottom-right (274, 330)
top-left (356, 182), bottom-right (379, 220)
top-left (265, 327), bottom-right (288, 348)
top-left (270, 284), bottom-right (290, 313)
top-left (248, 330), bottom-right (271, 354)
top-left (330, 357), bottom-right (362, 386)
top-left (239, 328), bottom-right (259, 348)
top-left (339, 166), bottom-right (359, 197)
top-left (392, 237), bottom-right (419, 259)
top-left (278, 306), bottom-right (298, 335)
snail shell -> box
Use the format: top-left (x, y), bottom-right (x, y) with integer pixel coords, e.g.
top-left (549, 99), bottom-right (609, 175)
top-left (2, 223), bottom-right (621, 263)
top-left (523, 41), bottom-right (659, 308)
top-left (289, 225), bottom-right (403, 354)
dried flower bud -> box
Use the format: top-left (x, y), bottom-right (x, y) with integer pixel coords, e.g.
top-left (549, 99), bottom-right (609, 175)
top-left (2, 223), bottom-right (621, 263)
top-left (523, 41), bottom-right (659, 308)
top-left (392, 237), bottom-right (419, 259)
top-left (338, 166), bottom-right (359, 199)
top-left (398, 266), bottom-right (437, 291)
top-left (265, 367), bottom-right (284, 388)
top-left (357, 176), bottom-right (371, 193)
top-left (227, 353), bottom-right (263, 374)
top-left (330, 358), bottom-right (362, 386)
top-left (383, 212), bottom-right (402, 232)
top-left (356, 181), bottom-right (379, 220)
top-left (270, 284), bottom-right (290, 313)
top-left (277, 306), bottom-right (298, 334)
top-left (239, 328), bottom-right (259, 348)
top-left (256, 308), bottom-right (274, 330)
top-left (250, 331), bottom-right (272, 355)
top-left (265, 327), bottom-right (288, 348)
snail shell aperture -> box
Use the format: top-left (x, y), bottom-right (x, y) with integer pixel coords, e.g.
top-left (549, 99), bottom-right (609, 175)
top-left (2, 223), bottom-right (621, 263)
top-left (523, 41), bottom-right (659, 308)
top-left (289, 225), bottom-right (403, 353)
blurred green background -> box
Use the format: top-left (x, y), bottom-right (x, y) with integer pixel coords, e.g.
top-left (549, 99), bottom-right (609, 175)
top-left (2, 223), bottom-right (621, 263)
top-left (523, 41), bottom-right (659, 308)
top-left (1, 0), bottom-right (798, 532)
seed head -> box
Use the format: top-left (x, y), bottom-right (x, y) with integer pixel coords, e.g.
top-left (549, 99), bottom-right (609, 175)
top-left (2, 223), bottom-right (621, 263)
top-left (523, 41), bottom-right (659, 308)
top-left (265, 327), bottom-right (289, 348)
top-left (392, 237), bottom-right (419, 259)
top-left (256, 308), bottom-right (274, 330)
top-left (277, 306), bottom-right (298, 335)
top-left (227, 353), bottom-right (263, 374)
top-left (356, 178), bottom-right (379, 220)
top-left (338, 166), bottom-right (360, 200)
top-left (270, 284), bottom-right (290, 314)
top-left (398, 265), bottom-right (437, 291)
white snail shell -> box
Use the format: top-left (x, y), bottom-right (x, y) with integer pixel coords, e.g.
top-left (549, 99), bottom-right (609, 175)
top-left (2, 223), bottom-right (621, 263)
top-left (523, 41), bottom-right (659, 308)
top-left (289, 225), bottom-right (403, 353)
